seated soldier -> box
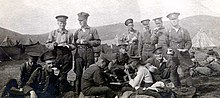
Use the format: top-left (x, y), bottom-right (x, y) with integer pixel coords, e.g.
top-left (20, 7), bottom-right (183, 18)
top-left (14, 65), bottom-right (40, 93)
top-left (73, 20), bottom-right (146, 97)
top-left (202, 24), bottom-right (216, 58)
top-left (1, 52), bottom-right (42, 98)
top-left (81, 53), bottom-right (116, 98)
top-left (19, 52), bottom-right (42, 90)
top-left (124, 56), bottom-right (153, 90)
top-left (109, 44), bottom-right (130, 82)
top-left (144, 47), bottom-right (181, 87)
top-left (123, 56), bottom-right (164, 98)
top-left (23, 50), bottom-right (60, 98)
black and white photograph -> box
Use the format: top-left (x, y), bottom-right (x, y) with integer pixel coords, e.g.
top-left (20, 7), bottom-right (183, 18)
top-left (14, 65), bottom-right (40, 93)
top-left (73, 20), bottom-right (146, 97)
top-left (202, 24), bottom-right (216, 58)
top-left (0, 0), bottom-right (220, 98)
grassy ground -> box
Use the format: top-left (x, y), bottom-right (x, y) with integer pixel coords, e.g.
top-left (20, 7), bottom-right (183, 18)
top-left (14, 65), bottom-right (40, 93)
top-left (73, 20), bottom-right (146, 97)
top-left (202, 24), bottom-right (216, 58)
top-left (0, 60), bottom-right (24, 89)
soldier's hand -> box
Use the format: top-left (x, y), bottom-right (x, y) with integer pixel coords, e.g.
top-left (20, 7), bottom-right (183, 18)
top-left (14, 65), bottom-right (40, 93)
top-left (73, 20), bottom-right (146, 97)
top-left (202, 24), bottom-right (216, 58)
top-left (124, 69), bottom-right (129, 75)
top-left (47, 44), bottom-right (55, 50)
top-left (53, 42), bottom-right (58, 46)
top-left (30, 90), bottom-right (38, 98)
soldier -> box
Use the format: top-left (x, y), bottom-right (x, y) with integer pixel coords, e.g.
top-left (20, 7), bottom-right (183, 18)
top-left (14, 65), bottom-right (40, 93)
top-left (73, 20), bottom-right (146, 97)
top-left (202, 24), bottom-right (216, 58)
top-left (120, 18), bottom-right (140, 56)
top-left (81, 53), bottom-right (116, 98)
top-left (45, 15), bottom-right (74, 84)
top-left (19, 52), bottom-right (42, 90)
top-left (152, 17), bottom-right (168, 51)
top-left (73, 12), bottom-right (101, 94)
top-left (166, 12), bottom-right (193, 87)
top-left (144, 47), bottom-right (181, 87)
top-left (0, 53), bottom-right (42, 98)
top-left (138, 19), bottom-right (157, 62)
top-left (23, 50), bottom-right (60, 98)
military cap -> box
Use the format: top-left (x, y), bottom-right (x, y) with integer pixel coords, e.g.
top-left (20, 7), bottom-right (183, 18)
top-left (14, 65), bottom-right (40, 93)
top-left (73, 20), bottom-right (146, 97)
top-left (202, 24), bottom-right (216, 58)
top-left (153, 47), bottom-right (163, 54)
top-left (77, 12), bottom-right (89, 21)
top-left (129, 56), bottom-right (141, 62)
top-left (125, 18), bottom-right (133, 26)
top-left (118, 42), bottom-right (128, 47)
top-left (99, 53), bottom-right (115, 62)
top-left (40, 50), bottom-right (57, 62)
top-left (153, 17), bottom-right (163, 22)
top-left (166, 12), bottom-right (180, 20)
top-left (55, 15), bottom-right (68, 22)
top-left (141, 19), bottom-right (150, 24)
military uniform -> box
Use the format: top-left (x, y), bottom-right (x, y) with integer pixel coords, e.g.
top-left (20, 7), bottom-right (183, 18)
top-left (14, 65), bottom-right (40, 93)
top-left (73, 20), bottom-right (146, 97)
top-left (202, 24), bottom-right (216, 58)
top-left (166, 12), bottom-right (193, 86)
top-left (46, 15), bottom-right (73, 82)
top-left (73, 12), bottom-right (101, 94)
top-left (145, 55), bottom-right (181, 87)
top-left (121, 19), bottom-right (140, 56)
top-left (139, 19), bottom-right (157, 62)
top-left (152, 17), bottom-right (169, 55)
top-left (23, 67), bottom-right (60, 98)
top-left (81, 63), bottom-right (116, 98)
top-left (19, 62), bottom-right (42, 88)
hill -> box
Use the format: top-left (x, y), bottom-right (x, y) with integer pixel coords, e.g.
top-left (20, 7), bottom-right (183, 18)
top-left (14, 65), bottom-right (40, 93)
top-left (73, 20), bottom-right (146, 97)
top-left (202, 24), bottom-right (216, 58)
top-left (0, 15), bottom-right (220, 44)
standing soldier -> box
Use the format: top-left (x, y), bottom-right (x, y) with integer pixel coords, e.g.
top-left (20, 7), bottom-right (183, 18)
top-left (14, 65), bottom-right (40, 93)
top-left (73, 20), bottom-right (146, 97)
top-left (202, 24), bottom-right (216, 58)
top-left (138, 19), bottom-right (157, 62)
top-left (152, 17), bottom-right (168, 51)
top-left (166, 12), bottom-right (193, 87)
top-left (73, 12), bottom-right (101, 94)
top-left (120, 18), bottom-right (140, 56)
top-left (45, 15), bottom-right (74, 84)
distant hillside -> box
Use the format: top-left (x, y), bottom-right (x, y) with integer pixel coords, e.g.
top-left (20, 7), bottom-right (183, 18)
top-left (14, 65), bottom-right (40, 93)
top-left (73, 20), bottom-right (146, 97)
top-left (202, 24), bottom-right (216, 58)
top-left (0, 27), bottom-right (23, 44)
top-left (0, 15), bottom-right (220, 45)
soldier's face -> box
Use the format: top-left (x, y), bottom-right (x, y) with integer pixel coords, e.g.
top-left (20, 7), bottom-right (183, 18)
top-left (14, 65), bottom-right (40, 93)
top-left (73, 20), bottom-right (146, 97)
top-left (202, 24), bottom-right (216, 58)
top-left (57, 21), bottom-right (66, 29)
top-left (45, 59), bottom-right (56, 72)
top-left (155, 21), bottom-right (163, 28)
top-left (79, 19), bottom-right (87, 27)
top-left (170, 19), bottom-right (179, 27)
top-left (142, 22), bottom-right (150, 30)
top-left (154, 50), bottom-right (163, 60)
top-left (127, 23), bottom-right (134, 30)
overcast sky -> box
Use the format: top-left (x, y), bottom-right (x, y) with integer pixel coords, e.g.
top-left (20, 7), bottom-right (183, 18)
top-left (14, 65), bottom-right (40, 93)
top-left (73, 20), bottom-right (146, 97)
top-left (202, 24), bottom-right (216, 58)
top-left (0, 0), bottom-right (220, 34)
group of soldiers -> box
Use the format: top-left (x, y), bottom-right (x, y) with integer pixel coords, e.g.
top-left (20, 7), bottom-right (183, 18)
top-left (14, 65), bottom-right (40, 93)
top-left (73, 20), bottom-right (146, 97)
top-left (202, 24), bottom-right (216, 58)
top-left (1, 11), bottom-right (195, 98)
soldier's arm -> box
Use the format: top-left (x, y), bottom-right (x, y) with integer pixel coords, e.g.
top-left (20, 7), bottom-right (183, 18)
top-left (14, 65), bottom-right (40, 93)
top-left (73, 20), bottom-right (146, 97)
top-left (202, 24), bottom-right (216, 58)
top-left (18, 63), bottom-right (26, 88)
top-left (93, 69), bottom-right (105, 86)
top-left (138, 32), bottom-right (143, 56)
top-left (151, 30), bottom-right (158, 45)
top-left (165, 30), bottom-right (170, 48)
top-left (184, 29), bottom-right (192, 50)
top-left (88, 29), bottom-right (101, 47)
top-left (60, 54), bottom-right (73, 80)
top-left (45, 30), bottom-right (57, 49)
top-left (23, 68), bottom-right (40, 94)
top-left (68, 32), bottom-right (76, 50)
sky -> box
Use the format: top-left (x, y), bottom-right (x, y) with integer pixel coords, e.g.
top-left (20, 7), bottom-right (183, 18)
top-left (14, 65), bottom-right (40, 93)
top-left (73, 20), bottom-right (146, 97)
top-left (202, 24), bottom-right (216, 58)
top-left (0, 0), bottom-right (220, 34)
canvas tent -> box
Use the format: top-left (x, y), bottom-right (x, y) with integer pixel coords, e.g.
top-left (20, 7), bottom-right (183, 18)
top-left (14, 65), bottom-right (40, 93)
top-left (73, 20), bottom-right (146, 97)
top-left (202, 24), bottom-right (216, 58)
top-left (23, 38), bottom-right (34, 45)
top-left (192, 30), bottom-right (218, 48)
top-left (0, 47), bottom-right (12, 61)
top-left (0, 36), bottom-right (14, 46)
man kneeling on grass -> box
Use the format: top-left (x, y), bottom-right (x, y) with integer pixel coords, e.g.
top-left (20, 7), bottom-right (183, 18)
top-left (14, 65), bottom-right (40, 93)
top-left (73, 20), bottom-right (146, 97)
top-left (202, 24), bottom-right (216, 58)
top-left (81, 53), bottom-right (117, 98)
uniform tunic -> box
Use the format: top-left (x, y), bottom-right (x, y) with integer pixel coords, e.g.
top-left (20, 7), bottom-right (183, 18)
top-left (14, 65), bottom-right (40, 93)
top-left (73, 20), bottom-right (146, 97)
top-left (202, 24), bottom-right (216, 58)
top-left (46, 29), bottom-right (73, 82)
top-left (145, 56), bottom-right (181, 86)
top-left (81, 64), bottom-right (115, 98)
top-left (73, 25), bottom-right (101, 94)
top-left (19, 62), bottom-right (42, 88)
top-left (46, 29), bottom-right (73, 45)
top-left (23, 68), bottom-right (60, 98)
top-left (138, 29), bottom-right (157, 61)
top-left (121, 29), bottom-right (140, 56)
top-left (153, 27), bottom-right (169, 50)
top-left (167, 27), bottom-right (193, 86)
